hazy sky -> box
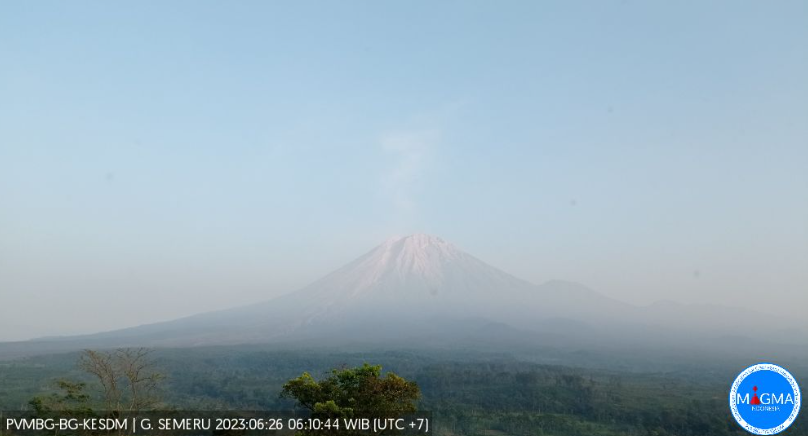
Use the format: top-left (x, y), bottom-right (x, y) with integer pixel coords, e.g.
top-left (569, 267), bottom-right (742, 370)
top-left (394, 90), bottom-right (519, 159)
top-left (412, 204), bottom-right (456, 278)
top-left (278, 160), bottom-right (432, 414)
top-left (1, 1), bottom-right (806, 341)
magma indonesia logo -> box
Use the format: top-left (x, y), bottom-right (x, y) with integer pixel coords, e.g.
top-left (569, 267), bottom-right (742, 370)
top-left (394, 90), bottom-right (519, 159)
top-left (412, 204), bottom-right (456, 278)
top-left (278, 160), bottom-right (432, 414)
top-left (730, 363), bottom-right (801, 435)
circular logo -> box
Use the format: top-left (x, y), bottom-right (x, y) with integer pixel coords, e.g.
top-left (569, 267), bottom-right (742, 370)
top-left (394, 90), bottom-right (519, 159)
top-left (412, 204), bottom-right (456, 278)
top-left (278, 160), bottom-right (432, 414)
top-left (730, 363), bottom-right (801, 435)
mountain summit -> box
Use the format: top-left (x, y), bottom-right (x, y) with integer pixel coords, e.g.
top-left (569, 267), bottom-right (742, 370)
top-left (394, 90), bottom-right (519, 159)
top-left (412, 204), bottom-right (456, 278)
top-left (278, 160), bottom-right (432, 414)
top-left (363, 233), bottom-right (466, 282)
top-left (294, 233), bottom-right (535, 307)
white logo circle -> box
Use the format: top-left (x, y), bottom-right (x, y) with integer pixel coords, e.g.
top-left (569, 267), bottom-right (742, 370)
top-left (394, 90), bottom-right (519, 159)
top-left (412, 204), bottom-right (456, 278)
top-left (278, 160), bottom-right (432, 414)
top-left (729, 363), bottom-right (801, 435)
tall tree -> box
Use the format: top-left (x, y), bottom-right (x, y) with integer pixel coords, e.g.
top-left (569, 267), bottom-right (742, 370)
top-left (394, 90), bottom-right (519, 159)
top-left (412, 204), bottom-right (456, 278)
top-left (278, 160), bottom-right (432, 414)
top-left (281, 363), bottom-right (420, 435)
top-left (31, 348), bottom-right (164, 417)
top-left (79, 348), bottom-right (164, 413)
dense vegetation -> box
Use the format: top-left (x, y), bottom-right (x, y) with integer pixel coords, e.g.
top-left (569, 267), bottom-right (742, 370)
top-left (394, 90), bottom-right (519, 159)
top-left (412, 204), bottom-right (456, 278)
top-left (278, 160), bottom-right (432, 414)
top-left (1, 347), bottom-right (806, 436)
top-left (281, 363), bottom-right (420, 435)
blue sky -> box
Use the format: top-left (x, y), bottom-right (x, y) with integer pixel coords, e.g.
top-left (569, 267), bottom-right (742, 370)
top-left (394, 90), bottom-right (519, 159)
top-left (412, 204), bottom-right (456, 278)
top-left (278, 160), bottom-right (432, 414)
top-left (1, 1), bottom-right (806, 339)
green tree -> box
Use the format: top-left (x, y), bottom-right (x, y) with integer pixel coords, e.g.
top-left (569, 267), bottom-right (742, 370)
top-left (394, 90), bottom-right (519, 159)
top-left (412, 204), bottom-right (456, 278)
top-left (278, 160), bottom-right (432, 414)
top-left (281, 363), bottom-right (420, 435)
top-left (29, 379), bottom-right (93, 416)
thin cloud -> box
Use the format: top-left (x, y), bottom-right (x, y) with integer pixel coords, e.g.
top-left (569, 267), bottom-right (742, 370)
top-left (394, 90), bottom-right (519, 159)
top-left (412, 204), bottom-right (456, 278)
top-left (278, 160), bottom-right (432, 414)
top-left (380, 129), bottom-right (440, 222)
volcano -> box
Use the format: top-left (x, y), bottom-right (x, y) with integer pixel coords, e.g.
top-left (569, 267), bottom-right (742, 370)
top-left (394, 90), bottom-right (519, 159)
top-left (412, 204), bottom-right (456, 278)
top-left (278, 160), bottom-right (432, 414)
top-left (48, 234), bottom-right (629, 347)
top-left (1, 233), bottom-right (801, 359)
